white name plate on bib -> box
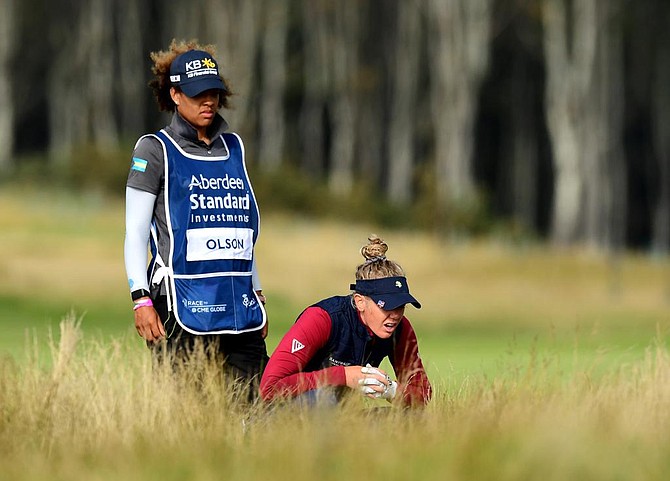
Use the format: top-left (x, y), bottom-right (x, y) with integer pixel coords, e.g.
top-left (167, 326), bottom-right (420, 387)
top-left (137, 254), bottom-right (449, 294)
top-left (186, 227), bottom-right (253, 261)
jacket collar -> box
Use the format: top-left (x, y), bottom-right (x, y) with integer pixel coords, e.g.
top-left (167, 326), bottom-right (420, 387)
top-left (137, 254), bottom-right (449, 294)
top-left (169, 111), bottom-right (229, 143)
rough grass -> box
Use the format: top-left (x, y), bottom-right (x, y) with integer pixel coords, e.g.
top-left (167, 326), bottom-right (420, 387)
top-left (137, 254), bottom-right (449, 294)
top-left (2, 315), bottom-right (670, 481)
top-left (2, 187), bottom-right (670, 479)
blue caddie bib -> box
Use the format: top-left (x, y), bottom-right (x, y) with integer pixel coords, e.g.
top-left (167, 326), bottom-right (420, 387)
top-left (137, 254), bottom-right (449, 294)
top-left (150, 129), bottom-right (265, 334)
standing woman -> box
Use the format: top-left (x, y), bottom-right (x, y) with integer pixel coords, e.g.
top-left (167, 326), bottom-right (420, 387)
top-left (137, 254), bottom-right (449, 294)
top-left (260, 235), bottom-right (431, 407)
top-left (124, 39), bottom-right (268, 397)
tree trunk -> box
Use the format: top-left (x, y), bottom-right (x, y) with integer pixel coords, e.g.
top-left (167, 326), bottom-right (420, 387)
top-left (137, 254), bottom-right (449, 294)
top-left (543, 0), bottom-right (626, 249)
top-left (651, 5), bottom-right (670, 253)
top-left (506, 54), bottom-right (539, 231)
top-left (87, 0), bottom-right (119, 149)
top-left (327, 0), bottom-right (359, 195)
top-left (0, 0), bottom-right (14, 172)
top-left (588, 0), bottom-right (625, 250)
top-left (48, 0), bottom-right (119, 162)
top-left (258, 0), bottom-right (288, 172)
top-left (300, 0), bottom-right (330, 179)
top-left (48, 4), bottom-right (88, 162)
top-left (117, 0), bottom-right (146, 139)
top-left (542, 0), bottom-right (597, 245)
top-left (387, 0), bottom-right (421, 205)
top-left (356, 0), bottom-right (385, 189)
top-left (426, 0), bottom-right (492, 205)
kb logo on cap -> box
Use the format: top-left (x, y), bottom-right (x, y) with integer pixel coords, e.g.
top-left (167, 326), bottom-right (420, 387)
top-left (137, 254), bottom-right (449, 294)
top-left (186, 58), bottom-right (216, 71)
top-left (395, 281), bottom-right (402, 288)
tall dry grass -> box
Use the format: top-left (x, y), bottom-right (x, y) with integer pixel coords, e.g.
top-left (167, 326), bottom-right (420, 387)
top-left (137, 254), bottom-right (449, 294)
top-left (3, 314), bottom-right (670, 481)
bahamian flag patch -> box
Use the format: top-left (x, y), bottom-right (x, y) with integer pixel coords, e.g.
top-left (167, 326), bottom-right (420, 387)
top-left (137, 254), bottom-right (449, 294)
top-left (132, 157), bottom-right (148, 172)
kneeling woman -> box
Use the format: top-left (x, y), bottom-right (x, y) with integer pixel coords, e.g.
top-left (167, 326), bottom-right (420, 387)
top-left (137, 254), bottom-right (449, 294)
top-left (260, 235), bottom-right (431, 407)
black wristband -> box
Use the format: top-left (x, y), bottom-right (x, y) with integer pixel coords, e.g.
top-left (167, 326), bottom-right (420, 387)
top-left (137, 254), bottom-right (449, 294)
top-left (131, 289), bottom-right (151, 301)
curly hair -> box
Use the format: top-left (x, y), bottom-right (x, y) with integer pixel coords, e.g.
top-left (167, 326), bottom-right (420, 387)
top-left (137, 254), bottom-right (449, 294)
top-left (355, 234), bottom-right (405, 280)
top-left (148, 39), bottom-right (234, 112)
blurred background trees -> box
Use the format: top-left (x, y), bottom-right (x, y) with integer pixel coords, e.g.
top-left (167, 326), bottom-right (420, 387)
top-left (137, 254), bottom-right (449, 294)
top-left (1, 0), bottom-right (668, 252)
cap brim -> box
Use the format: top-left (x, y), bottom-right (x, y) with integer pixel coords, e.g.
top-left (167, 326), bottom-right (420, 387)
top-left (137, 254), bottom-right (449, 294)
top-left (179, 77), bottom-right (225, 97)
top-left (371, 293), bottom-right (422, 310)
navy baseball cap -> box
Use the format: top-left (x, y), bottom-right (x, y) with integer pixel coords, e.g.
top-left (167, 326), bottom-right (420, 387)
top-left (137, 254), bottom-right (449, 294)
top-left (169, 50), bottom-right (225, 97)
top-left (350, 276), bottom-right (421, 310)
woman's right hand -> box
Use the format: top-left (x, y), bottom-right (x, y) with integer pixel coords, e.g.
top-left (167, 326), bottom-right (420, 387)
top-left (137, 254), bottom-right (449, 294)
top-left (344, 364), bottom-right (390, 397)
top-left (134, 304), bottom-right (166, 343)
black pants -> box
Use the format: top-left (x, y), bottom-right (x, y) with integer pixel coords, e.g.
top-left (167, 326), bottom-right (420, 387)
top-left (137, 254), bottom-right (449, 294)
top-left (152, 295), bottom-right (269, 401)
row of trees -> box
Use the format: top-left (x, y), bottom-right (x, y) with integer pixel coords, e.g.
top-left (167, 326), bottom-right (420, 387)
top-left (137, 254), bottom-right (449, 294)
top-left (1, 0), bottom-right (668, 251)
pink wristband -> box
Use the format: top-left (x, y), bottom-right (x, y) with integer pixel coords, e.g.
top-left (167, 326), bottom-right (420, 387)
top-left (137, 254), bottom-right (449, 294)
top-left (133, 298), bottom-right (153, 311)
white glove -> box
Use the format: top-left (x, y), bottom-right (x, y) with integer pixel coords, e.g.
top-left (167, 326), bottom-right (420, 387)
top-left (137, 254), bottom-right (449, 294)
top-left (358, 376), bottom-right (385, 395)
top-left (359, 364), bottom-right (397, 400)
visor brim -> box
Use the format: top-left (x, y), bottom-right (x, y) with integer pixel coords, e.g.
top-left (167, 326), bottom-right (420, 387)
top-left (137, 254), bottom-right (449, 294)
top-left (370, 293), bottom-right (422, 310)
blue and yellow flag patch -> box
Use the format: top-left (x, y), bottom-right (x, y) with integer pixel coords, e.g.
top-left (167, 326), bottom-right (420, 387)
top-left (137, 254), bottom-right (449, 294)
top-left (132, 157), bottom-right (148, 172)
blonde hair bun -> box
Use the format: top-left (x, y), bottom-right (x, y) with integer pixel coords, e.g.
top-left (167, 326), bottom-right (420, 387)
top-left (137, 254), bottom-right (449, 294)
top-left (360, 234), bottom-right (388, 261)
top-left (355, 235), bottom-right (404, 280)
